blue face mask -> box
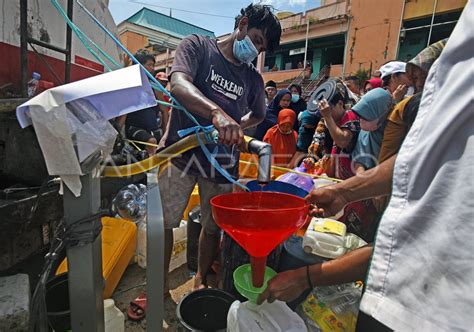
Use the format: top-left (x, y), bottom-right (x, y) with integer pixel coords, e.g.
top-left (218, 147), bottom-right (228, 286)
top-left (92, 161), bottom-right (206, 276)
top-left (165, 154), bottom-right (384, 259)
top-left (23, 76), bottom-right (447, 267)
top-left (291, 94), bottom-right (299, 103)
top-left (233, 35), bottom-right (258, 64)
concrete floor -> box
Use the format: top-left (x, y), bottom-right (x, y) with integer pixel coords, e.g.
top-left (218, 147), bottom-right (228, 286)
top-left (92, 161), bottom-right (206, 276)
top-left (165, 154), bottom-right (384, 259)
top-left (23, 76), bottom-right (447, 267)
top-left (112, 263), bottom-right (194, 331)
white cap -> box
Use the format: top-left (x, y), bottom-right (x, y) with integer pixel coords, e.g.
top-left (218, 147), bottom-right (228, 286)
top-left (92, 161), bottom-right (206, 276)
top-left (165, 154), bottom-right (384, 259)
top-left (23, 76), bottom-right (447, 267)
top-left (379, 61), bottom-right (406, 79)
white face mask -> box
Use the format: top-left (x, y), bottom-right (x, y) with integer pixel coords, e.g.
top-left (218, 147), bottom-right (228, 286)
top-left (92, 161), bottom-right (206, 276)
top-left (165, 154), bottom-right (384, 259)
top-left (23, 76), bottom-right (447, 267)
top-left (405, 86), bottom-right (415, 97)
top-left (233, 35), bottom-right (258, 64)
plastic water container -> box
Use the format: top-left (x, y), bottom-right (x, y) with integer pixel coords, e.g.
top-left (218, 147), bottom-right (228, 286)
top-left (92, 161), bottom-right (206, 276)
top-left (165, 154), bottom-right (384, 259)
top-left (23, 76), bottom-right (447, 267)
top-left (302, 218), bottom-right (347, 259)
top-left (227, 300), bottom-right (307, 332)
top-left (56, 217), bottom-right (137, 298)
top-left (104, 299), bottom-right (124, 332)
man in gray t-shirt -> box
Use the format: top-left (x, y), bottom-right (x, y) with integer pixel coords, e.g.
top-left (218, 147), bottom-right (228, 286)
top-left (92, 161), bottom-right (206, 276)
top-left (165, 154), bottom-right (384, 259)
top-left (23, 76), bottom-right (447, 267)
top-left (158, 4), bottom-right (281, 293)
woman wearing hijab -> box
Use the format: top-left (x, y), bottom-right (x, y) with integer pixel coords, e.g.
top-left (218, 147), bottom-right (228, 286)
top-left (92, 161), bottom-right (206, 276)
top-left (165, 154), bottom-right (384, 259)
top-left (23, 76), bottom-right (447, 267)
top-left (352, 88), bottom-right (393, 172)
top-left (288, 83), bottom-right (307, 129)
top-left (263, 109), bottom-right (298, 167)
top-left (254, 89), bottom-right (292, 140)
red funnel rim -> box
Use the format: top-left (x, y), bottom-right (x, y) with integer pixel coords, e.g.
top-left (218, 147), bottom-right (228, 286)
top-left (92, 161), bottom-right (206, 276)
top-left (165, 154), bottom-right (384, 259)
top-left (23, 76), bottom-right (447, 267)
top-left (210, 192), bottom-right (307, 213)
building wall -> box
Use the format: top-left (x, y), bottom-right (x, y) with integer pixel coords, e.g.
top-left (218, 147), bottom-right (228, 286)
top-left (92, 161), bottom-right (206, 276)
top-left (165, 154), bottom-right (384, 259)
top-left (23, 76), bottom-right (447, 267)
top-left (343, 0), bottom-right (405, 76)
top-left (119, 31), bottom-right (149, 55)
top-left (279, 1), bottom-right (348, 45)
top-left (403, 0), bottom-right (467, 20)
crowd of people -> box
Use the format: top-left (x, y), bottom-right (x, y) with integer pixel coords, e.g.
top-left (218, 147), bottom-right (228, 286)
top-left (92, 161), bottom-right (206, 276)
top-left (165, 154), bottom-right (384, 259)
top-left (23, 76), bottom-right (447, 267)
top-left (118, 2), bottom-right (472, 330)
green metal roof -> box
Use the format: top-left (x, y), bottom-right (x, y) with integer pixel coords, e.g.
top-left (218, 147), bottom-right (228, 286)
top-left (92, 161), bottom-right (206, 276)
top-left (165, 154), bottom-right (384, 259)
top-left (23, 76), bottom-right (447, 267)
top-left (126, 7), bottom-right (215, 39)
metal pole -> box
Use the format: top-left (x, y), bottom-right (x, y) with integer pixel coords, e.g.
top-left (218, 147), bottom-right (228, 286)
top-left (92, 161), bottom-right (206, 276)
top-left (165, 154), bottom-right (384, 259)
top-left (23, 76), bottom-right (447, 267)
top-left (303, 19), bottom-right (310, 70)
top-left (427, 0), bottom-right (438, 46)
top-left (20, 0), bottom-right (28, 97)
top-left (146, 167), bottom-right (164, 332)
top-left (63, 168), bottom-right (104, 332)
top-left (395, 0), bottom-right (407, 60)
top-left (65, 0), bottom-right (73, 83)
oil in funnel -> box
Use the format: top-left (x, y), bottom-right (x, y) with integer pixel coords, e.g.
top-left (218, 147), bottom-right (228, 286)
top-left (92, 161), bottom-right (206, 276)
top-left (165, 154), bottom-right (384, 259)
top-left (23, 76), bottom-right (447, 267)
top-left (211, 192), bottom-right (307, 288)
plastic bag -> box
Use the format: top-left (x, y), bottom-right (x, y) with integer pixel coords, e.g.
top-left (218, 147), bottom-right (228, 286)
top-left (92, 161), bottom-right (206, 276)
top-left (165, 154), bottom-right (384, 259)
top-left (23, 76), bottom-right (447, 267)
top-left (227, 300), bottom-right (307, 332)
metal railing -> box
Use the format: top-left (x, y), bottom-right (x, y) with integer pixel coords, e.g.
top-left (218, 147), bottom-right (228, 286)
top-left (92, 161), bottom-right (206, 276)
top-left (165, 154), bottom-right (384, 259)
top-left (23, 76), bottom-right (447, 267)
top-left (301, 64), bottom-right (330, 98)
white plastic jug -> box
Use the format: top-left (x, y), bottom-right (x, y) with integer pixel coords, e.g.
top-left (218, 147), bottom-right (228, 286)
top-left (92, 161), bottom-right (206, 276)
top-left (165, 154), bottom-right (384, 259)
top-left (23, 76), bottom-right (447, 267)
top-left (227, 300), bottom-right (307, 332)
top-left (104, 299), bottom-right (124, 332)
top-left (302, 218), bottom-right (347, 259)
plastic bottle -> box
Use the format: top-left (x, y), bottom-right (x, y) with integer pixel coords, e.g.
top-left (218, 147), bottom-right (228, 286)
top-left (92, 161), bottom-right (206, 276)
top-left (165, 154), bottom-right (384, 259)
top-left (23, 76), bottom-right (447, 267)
top-left (27, 72), bottom-right (41, 97)
top-left (297, 283), bottom-right (362, 332)
top-left (111, 184), bottom-right (146, 222)
top-left (104, 299), bottom-right (124, 332)
top-left (302, 218), bottom-right (347, 259)
top-left (111, 184), bottom-right (147, 267)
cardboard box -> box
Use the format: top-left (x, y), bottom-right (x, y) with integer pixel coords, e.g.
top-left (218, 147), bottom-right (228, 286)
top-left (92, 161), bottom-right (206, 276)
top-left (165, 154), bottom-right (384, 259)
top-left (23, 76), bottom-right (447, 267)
top-left (169, 221), bottom-right (187, 272)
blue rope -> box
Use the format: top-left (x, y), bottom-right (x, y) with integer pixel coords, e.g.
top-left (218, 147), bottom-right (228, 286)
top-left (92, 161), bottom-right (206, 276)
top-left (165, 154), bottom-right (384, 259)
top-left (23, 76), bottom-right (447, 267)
top-left (54, 0), bottom-right (247, 189)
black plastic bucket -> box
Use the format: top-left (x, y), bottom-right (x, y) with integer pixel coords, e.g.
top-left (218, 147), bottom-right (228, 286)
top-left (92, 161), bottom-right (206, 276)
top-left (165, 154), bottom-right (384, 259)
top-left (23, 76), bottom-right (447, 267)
top-left (46, 273), bottom-right (71, 331)
top-left (177, 288), bottom-right (235, 331)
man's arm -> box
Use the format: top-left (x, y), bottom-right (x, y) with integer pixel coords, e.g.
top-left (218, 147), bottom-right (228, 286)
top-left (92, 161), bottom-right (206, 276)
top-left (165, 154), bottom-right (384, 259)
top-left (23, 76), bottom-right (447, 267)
top-left (240, 110), bottom-right (265, 130)
top-left (257, 245), bottom-right (373, 304)
top-left (170, 72), bottom-right (243, 146)
top-left (307, 154), bottom-right (396, 217)
top-left (324, 115), bottom-right (353, 149)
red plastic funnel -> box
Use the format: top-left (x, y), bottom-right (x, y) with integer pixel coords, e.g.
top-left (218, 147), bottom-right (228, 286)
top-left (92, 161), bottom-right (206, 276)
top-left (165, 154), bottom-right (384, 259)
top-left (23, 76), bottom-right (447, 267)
top-left (211, 192), bottom-right (308, 287)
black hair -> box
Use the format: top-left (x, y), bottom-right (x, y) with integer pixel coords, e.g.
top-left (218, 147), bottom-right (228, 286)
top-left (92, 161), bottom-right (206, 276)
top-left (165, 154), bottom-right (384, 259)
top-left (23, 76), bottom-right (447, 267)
top-left (134, 50), bottom-right (155, 66)
top-left (234, 4), bottom-right (281, 53)
top-left (382, 72), bottom-right (403, 88)
top-left (288, 83), bottom-right (302, 95)
top-left (382, 75), bottom-right (391, 87)
top-left (265, 80), bottom-right (277, 88)
top-left (330, 91), bottom-right (345, 106)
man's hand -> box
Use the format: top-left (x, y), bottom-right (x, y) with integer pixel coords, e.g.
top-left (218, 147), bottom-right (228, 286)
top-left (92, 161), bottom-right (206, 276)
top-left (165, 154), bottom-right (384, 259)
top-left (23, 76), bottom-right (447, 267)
top-left (305, 185), bottom-right (348, 217)
top-left (256, 268), bottom-right (308, 305)
top-left (318, 99), bottom-right (332, 119)
top-left (211, 108), bottom-right (244, 146)
top-left (392, 84), bottom-right (408, 102)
